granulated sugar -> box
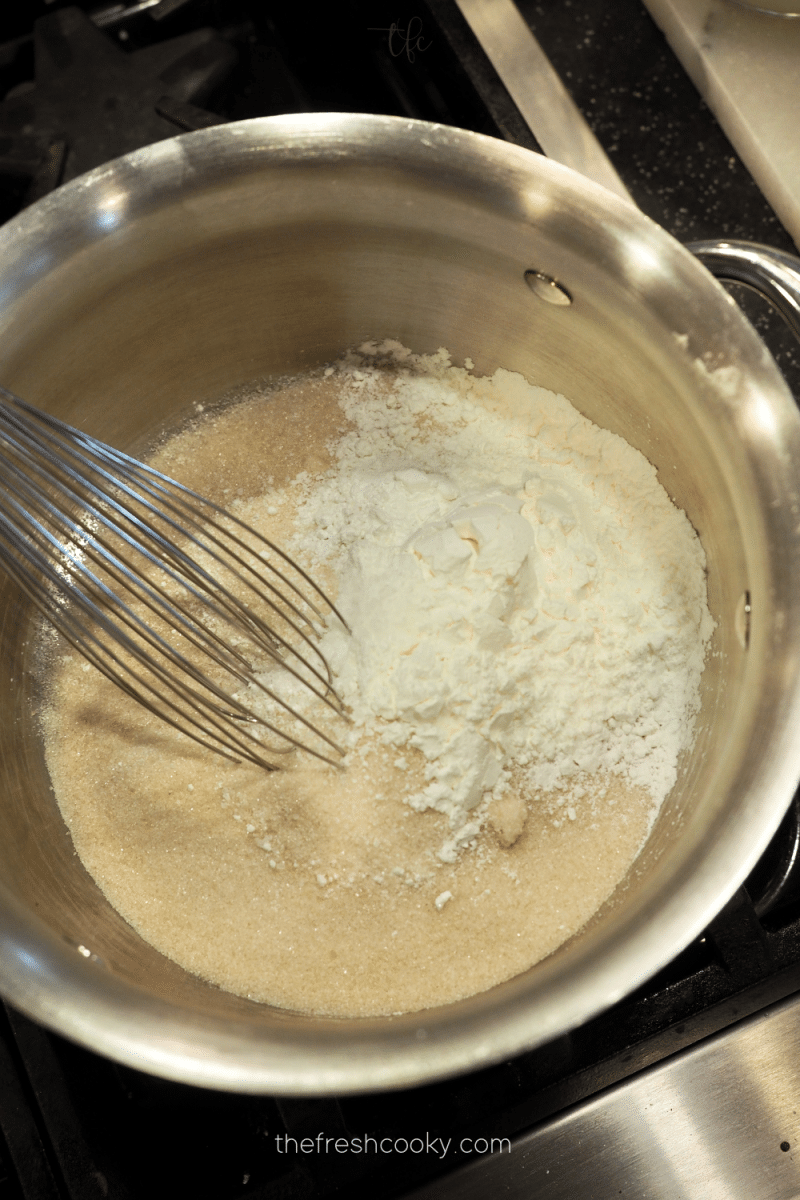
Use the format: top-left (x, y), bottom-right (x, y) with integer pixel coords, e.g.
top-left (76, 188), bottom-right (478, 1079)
top-left (41, 345), bottom-right (713, 1017)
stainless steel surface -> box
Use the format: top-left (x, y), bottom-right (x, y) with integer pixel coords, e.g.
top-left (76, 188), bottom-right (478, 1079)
top-left (1, 114), bottom-right (800, 1093)
top-left (688, 241), bottom-right (800, 344)
top-left (0, 386), bottom-right (346, 771)
top-left (454, 0), bottom-right (635, 204)
top-left (523, 269), bottom-right (573, 306)
top-left (408, 989), bottom-right (800, 1199)
top-left (726, 0), bottom-right (800, 15)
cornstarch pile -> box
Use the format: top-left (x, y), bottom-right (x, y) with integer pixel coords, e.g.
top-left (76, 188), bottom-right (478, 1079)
top-left (41, 342), bottom-right (714, 1017)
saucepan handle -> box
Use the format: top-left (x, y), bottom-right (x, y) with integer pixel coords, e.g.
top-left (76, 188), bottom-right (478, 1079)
top-left (690, 238), bottom-right (800, 914)
top-left (687, 239), bottom-right (800, 346)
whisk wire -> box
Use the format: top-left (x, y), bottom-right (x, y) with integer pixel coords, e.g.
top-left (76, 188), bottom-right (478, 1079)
top-left (0, 528), bottom-right (279, 768)
top-left (0, 385), bottom-right (349, 771)
top-left (3, 387), bottom-right (347, 627)
top-left (0, 470), bottom-right (347, 766)
top-left (1, 392), bottom-right (347, 709)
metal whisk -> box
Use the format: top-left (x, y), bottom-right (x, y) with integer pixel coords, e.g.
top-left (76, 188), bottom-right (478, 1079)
top-left (0, 384), bottom-right (349, 770)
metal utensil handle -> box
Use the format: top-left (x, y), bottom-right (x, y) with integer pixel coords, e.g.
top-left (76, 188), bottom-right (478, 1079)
top-left (687, 240), bottom-right (800, 346)
top-left (453, 0), bottom-right (800, 349)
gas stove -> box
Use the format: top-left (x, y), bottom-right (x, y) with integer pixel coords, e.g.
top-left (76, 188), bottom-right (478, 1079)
top-left (2, 3), bottom-right (800, 1198)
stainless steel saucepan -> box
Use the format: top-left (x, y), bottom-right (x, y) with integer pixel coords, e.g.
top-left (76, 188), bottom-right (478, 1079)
top-left (2, 113), bottom-right (800, 1094)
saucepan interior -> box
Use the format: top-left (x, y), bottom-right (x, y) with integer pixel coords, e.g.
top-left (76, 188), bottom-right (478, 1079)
top-left (1, 114), bottom-right (799, 1093)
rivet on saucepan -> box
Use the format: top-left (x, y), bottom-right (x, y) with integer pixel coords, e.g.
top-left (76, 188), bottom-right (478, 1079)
top-left (735, 590), bottom-right (751, 650)
top-left (524, 270), bottom-right (573, 306)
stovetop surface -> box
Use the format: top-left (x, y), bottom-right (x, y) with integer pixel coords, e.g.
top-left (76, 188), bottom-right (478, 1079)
top-left (2, 2), bottom-right (800, 1198)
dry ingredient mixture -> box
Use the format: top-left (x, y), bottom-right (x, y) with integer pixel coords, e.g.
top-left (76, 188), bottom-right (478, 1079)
top-left (42, 342), bottom-right (714, 1017)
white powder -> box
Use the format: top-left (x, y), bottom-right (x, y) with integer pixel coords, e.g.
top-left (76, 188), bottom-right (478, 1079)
top-left (288, 342), bottom-right (714, 862)
top-left (42, 351), bottom-right (714, 1015)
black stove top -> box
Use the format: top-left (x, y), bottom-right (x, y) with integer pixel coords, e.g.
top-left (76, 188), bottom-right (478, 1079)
top-left (2, 2), bottom-right (800, 1198)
